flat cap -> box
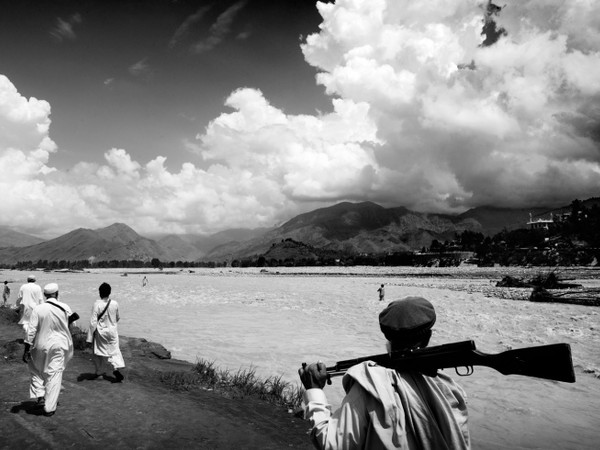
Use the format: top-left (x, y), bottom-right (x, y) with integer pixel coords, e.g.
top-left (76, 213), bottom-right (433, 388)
top-left (43, 283), bottom-right (59, 295)
top-left (379, 296), bottom-right (436, 341)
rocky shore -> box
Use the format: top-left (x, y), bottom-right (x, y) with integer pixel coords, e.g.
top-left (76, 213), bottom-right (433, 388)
top-left (0, 307), bottom-right (312, 449)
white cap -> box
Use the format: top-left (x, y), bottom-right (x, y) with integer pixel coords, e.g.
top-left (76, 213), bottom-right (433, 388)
top-left (27, 274), bottom-right (36, 281)
top-left (43, 283), bottom-right (59, 295)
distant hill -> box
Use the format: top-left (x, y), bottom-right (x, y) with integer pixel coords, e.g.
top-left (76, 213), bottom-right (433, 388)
top-left (156, 235), bottom-right (203, 262)
top-left (261, 239), bottom-right (322, 262)
top-left (155, 227), bottom-right (274, 261)
top-left (457, 206), bottom-right (550, 236)
top-left (0, 199), bottom-right (586, 265)
top-left (0, 227), bottom-right (45, 248)
top-left (0, 223), bottom-right (170, 264)
top-left (542, 197), bottom-right (600, 215)
top-left (201, 201), bottom-right (519, 261)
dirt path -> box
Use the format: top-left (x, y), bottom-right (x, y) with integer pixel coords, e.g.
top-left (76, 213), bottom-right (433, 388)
top-left (0, 308), bottom-right (312, 449)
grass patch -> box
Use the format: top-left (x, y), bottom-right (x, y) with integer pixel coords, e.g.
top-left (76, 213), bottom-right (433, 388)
top-left (71, 326), bottom-right (88, 350)
top-left (159, 358), bottom-right (305, 410)
top-left (0, 305), bottom-right (20, 324)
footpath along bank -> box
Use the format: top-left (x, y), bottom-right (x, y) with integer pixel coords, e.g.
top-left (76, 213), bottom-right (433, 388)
top-left (0, 307), bottom-right (311, 449)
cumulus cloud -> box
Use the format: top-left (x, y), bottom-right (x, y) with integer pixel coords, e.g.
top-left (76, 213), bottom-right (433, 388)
top-left (2, 0), bottom-right (600, 238)
top-left (199, 88), bottom-right (380, 201)
top-left (301, 0), bottom-right (600, 212)
top-left (0, 77), bottom-right (378, 237)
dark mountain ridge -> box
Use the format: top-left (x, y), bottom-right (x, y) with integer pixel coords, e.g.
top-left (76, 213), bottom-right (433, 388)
top-left (202, 201), bottom-right (531, 261)
top-left (0, 223), bottom-right (169, 264)
top-left (1, 199), bottom-right (594, 265)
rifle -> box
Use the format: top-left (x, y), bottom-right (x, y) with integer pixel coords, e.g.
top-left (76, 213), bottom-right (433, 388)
top-left (324, 340), bottom-right (575, 383)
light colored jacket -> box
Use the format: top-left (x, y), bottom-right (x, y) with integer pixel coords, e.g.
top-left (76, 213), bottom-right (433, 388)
top-left (304, 362), bottom-right (470, 449)
top-left (17, 282), bottom-right (44, 326)
top-left (26, 299), bottom-right (74, 365)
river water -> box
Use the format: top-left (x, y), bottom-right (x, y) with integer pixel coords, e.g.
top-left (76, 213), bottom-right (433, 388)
top-left (3, 266), bottom-right (599, 449)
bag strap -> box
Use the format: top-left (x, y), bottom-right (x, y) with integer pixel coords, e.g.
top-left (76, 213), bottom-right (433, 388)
top-left (48, 300), bottom-right (67, 314)
top-left (97, 299), bottom-right (111, 321)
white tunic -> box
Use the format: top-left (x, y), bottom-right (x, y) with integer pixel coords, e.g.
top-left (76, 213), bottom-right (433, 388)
top-left (25, 299), bottom-right (75, 412)
top-left (17, 282), bottom-right (44, 328)
top-left (26, 299), bottom-right (74, 362)
top-left (304, 362), bottom-right (470, 449)
top-left (87, 298), bottom-right (125, 369)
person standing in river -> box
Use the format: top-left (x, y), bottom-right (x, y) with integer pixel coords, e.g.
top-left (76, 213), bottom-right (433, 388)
top-left (377, 283), bottom-right (385, 302)
top-left (87, 282), bottom-right (125, 382)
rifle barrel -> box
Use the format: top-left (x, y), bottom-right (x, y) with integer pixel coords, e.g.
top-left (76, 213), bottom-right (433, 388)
top-left (324, 341), bottom-right (575, 383)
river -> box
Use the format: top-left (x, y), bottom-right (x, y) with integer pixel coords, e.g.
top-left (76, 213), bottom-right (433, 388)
top-left (3, 266), bottom-right (599, 449)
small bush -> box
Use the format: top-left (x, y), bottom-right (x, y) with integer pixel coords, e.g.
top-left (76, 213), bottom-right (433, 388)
top-left (159, 358), bottom-right (305, 409)
top-left (0, 306), bottom-right (20, 324)
top-left (71, 325), bottom-right (89, 351)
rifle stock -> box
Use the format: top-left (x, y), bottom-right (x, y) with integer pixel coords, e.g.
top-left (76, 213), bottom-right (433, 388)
top-left (325, 340), bottom-right (575, 383)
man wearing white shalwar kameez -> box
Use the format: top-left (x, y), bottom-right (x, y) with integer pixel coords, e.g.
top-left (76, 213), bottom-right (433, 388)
top-left (299, 297), bottom-right (470, 450)
top-left (87, 282), bottom-right (125, 381)
top-left (17, 275), bottom-right (44, 332)
top-left (23, 283), bottom-right (78, 417)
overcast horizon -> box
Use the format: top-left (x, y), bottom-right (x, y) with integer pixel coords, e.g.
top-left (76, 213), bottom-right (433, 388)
top-left (1, 0), bottom-right (599, 239)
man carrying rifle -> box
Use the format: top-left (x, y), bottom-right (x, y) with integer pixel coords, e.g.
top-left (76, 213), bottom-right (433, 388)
top-left (298, 296), bottom-right (470, 449)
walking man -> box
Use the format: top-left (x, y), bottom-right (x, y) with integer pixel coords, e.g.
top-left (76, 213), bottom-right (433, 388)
top-left (17, 275), bottom-right (44, 331)
top-left (22, 283), bottom-right (79, 416)
top-left (87, 282), bottom-right (125, 381)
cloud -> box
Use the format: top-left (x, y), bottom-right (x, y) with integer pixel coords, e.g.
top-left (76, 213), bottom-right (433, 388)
top-left (191, 0), bottom-right (248, 54)
top-left (128, 58), bottom-right (153, 79)
top-left (2, 0), bottom-right (600, 238)
top-left (199, 88), bottom-right (380, 201)
top-left (169, 4), bottom-right (212, 49)
top-left (168, 1), bottom-right (248, 54)
top-left (50, 13), bottom-right (82, 42)
top-left (0, 76), bottom-right (56, 159)
top-left (0, 74), bottom-right (379, 237)
top-left (300, 0), bottom-right (600, 212)
top-left (236, 29), bottom-right (252, 40)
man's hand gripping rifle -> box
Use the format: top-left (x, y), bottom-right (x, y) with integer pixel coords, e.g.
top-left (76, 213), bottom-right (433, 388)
top-left (316, 340), bottom-right (575, 385)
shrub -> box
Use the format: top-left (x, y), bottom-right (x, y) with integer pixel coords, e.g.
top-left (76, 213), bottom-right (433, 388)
top-left (70, 325), bottom-right (89, 351)
top-left (158, 358), bottom-right (305, 409)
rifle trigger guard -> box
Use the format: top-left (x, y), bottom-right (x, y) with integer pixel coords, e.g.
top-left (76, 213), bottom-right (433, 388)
top-left (455, 366), bottom-right (473, 377)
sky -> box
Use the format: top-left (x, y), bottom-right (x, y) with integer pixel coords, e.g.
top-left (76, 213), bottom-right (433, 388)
top-left (1, 0), bottom-right (599, 239)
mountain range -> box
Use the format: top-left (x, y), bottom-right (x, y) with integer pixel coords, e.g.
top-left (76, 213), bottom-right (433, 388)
top-left (0, 228), bottom-right (45, 248)
top-left (0, 199), bottom-right (588, 265)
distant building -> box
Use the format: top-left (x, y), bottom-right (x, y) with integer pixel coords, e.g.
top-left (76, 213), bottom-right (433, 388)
top-left (527, 213), bottom-right (556, 230)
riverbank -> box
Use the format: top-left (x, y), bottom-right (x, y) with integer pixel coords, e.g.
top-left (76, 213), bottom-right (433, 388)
top-left (0, 307), bottom-right (312, 449)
